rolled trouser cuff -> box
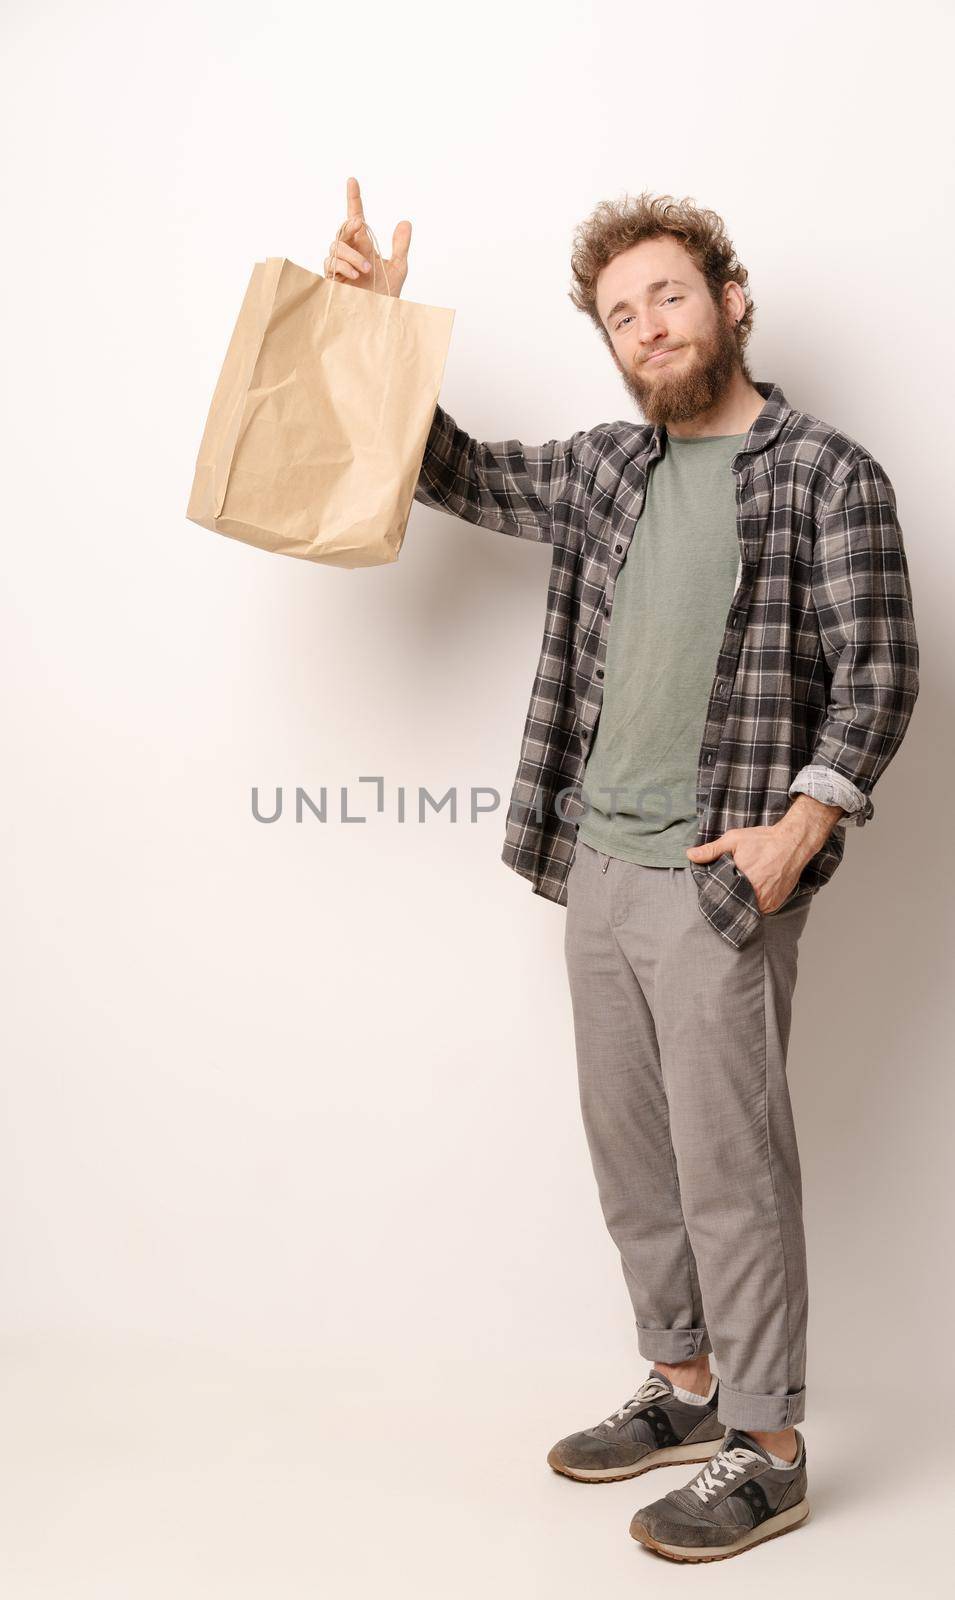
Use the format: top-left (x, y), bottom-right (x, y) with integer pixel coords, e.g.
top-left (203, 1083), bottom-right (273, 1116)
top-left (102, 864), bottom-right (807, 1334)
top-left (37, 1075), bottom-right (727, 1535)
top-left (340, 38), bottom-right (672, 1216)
top-left (636, 1324), bottom-right (712, 1362)
top-left (717, 1383), bottom-right (806, 1430)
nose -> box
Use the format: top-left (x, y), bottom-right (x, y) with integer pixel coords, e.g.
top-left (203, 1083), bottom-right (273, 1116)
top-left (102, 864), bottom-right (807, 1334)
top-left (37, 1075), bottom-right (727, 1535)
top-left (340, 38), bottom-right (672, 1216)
top-left (637, 317), bottom-right (671, 354)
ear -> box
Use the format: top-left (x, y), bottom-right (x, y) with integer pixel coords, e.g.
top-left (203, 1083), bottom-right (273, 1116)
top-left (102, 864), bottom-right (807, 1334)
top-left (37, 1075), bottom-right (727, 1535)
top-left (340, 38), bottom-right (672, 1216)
top-left (723, 281), bottom-right (745, 325)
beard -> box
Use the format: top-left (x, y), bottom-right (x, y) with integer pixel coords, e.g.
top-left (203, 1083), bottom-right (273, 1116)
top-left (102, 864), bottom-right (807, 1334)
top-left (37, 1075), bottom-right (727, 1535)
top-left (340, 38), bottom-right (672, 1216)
top-left (615, 311), bottom-right (746, 427)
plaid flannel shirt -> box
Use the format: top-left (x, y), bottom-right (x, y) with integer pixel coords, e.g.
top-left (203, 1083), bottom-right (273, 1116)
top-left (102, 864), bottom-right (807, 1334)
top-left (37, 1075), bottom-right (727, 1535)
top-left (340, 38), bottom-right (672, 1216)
top-left (412, 380), bottom-right (919, 949)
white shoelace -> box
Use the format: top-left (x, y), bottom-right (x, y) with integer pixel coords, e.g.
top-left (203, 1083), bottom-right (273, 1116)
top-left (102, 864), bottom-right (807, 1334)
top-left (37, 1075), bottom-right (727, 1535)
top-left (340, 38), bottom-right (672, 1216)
top-left (597, 1374), bottom-right (673, 1430)
top-left (688, 1444), bottom-right (762, 1503)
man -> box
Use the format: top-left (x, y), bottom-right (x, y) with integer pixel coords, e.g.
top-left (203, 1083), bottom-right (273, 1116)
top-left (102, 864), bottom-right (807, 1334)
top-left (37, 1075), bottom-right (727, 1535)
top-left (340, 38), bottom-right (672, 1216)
top-left (325, 180), bottom-right (919, 1562)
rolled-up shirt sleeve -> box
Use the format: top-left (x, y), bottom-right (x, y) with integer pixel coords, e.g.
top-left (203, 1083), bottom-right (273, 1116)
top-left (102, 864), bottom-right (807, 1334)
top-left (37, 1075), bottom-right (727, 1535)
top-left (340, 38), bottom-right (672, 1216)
top-left (788, 762), bottom-right (873, 824)
top-left (788, 456), bottom-right (920, 827)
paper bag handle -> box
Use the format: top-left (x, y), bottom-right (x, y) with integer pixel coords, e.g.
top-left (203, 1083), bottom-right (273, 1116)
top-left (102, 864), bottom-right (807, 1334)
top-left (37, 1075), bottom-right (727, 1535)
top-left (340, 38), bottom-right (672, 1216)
top-left (326, 217), bottom-right (396, 300)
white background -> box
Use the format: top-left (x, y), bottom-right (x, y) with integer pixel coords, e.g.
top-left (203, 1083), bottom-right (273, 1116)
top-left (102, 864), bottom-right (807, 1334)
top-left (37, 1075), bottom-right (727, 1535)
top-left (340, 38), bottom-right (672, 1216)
top-left (2, 1), bottom-right (952, 1594)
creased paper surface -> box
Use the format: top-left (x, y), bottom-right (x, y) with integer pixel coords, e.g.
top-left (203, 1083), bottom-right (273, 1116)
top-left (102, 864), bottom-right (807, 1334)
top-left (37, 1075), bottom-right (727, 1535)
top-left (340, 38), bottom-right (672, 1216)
top-left (187, 258), bottom-right (455, 568)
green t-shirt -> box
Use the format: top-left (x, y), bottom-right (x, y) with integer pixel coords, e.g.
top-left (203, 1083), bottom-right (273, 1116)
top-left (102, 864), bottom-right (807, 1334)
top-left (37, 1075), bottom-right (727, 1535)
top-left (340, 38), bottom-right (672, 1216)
top-left (577, 430), bottom-right (745, 868)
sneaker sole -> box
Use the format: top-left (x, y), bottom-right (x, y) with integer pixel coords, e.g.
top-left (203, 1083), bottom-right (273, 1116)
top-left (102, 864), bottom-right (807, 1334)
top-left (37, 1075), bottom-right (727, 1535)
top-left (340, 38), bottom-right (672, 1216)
top-left (629, 1498), bottom-right (811, 1561)
top-left (547, 1437), bottom-right (724, 1483)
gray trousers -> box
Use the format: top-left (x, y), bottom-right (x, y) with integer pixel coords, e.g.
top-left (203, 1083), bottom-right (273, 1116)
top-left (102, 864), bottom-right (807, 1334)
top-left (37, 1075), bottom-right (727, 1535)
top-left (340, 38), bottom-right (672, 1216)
top-left (563, 840), bottom-right (813, 1431)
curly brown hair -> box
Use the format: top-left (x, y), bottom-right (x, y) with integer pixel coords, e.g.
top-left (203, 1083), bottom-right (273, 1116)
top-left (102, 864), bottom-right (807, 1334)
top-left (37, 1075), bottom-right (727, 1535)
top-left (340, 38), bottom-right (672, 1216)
top-left (568, 191), bottom-right (755, 366)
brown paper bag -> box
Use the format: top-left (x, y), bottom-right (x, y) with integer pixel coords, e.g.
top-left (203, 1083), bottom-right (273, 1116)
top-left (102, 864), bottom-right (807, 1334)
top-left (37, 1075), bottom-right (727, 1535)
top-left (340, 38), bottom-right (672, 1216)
top-left (186, 244), bottom-right (454, 567)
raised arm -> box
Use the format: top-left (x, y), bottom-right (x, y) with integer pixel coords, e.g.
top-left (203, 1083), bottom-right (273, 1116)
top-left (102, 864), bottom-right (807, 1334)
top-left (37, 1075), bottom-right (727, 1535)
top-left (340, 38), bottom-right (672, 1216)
top-left (323, 178), bottom-right (584, 544)
top-left (412, 404), bottom-right (584, 543)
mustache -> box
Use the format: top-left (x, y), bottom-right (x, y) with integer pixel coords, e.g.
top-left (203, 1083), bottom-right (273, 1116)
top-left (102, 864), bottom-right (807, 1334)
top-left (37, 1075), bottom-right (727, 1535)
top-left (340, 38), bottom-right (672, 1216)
top-left (641, 344), bottom-right (684, 364)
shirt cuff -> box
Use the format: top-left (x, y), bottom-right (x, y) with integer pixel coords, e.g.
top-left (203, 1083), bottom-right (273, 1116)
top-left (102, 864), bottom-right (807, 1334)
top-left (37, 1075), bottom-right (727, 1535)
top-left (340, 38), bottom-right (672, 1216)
top-left (788, 764), bottom-right (874, 826)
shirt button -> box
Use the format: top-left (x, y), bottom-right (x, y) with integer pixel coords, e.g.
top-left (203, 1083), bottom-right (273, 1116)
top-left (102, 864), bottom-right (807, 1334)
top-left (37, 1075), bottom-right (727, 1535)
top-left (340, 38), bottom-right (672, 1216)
top-left (614, 543), bottom-right (623, 555)
top-left (596, 667), bottom-right (604, 679)
top-left (604, 606), bottom-right (611, 619)
top-left (574, 821), bottom-right (580, 830)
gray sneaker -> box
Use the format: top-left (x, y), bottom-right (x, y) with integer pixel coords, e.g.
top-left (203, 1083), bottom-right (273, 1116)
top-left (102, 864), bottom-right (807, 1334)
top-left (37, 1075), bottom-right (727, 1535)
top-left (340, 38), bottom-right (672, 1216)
top-left (546, 1369), bottom-right (724, 1483)
top-left (629, 1426), bottom-right (810, 1562)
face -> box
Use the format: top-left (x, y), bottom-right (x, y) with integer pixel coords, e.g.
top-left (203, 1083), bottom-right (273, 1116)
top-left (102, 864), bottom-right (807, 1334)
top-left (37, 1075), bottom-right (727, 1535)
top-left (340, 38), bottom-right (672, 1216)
top-left (595, 235), bottom-right (743, 426)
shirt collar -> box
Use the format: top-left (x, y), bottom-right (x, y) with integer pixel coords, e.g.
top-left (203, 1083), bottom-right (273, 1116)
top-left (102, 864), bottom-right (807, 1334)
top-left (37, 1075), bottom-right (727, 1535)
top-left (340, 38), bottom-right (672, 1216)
top-left (733, 379), bottom-right (792, 457)
top-left (643, 379), bottom-right (792, 471)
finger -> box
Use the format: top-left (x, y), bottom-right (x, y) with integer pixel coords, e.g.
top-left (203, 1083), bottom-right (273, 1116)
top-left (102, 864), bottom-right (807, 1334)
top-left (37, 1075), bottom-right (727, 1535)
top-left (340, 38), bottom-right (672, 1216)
top-left (346, 175), bottom-right (365, 222)
top-left (330, 215), bottom-right (367, 251)
top-left (325, 241), bottom-right (354, 278)
top-left (325, 258), bottom-right (359, 279)
top-left (391, 219), bottom-right (412, 265)
top-left (343, 215), bottom-right (372, 259)
top-left (328, 239), bottom-right (372, 273)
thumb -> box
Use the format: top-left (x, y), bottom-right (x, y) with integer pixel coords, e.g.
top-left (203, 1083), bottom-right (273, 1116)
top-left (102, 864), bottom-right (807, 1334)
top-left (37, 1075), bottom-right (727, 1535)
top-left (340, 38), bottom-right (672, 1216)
top-left (685, 835), bottom-right (728, 861)
top-left (391, 219), bottom-right (412, 263)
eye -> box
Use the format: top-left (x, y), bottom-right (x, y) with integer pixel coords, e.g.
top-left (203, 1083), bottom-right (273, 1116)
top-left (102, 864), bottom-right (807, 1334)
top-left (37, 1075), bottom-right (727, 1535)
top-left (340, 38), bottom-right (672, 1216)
top-left (614, 296), bottom-right (682, 332)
